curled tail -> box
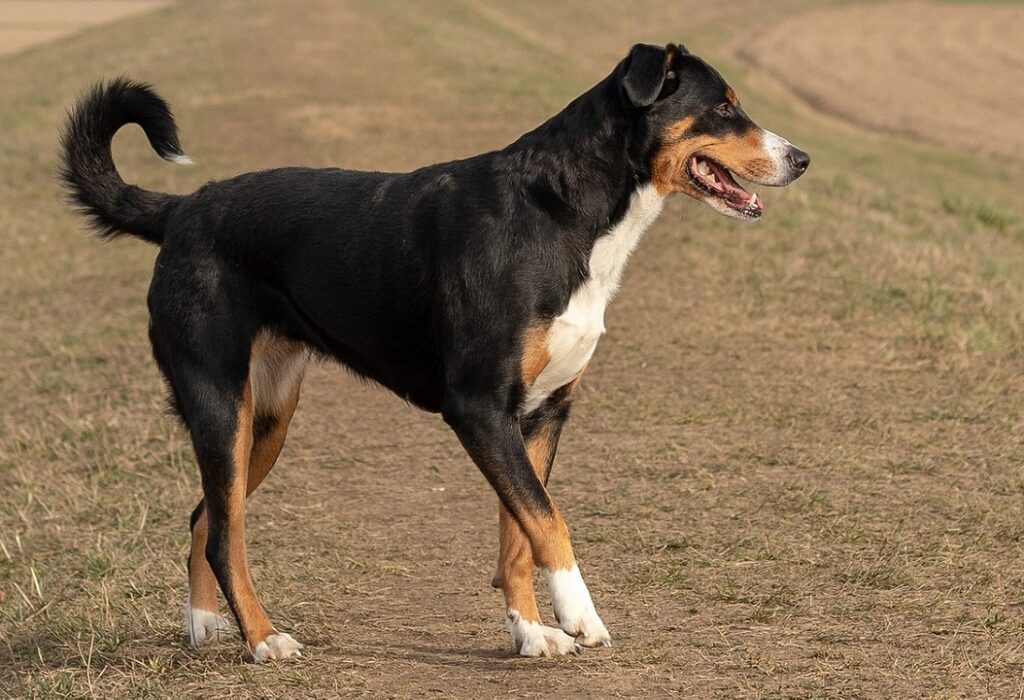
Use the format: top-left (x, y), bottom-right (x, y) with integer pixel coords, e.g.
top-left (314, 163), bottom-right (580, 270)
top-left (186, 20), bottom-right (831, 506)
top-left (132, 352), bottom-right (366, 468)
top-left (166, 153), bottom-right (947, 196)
top-left (59, 78), bottom-right (192, 245)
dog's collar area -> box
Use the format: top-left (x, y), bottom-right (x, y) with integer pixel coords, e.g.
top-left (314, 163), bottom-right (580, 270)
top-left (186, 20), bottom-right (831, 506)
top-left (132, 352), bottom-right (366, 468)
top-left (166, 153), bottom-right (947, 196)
top-left (687, 155), bottom-right (763, 218)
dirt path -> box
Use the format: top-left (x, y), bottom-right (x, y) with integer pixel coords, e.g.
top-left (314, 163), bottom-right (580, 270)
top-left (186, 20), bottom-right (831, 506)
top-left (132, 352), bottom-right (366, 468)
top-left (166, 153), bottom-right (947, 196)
top-left (0, 1), bottom-right (168, 57)
top-left (733, 1), bottom-right (1024, 162)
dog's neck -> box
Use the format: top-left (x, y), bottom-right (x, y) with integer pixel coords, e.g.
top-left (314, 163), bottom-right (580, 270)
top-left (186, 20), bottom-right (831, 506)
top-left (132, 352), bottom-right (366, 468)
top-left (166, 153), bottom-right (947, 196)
top-left (504, 75), bottom-right (651, 239)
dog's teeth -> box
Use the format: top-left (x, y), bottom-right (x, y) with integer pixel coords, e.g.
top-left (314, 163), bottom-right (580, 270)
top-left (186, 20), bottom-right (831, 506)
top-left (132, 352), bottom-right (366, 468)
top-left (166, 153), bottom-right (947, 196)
top-left (749, 193), bottom-right (758, 207)
top-left (697, 160), bottom-right (710, 176)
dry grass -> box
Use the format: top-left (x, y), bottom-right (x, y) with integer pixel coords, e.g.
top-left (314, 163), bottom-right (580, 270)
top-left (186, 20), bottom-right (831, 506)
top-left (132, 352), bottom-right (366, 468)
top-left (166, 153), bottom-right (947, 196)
top-left (2, 0), bottom-right (1024, 697)
top-left (0, 1), bottom-right (169, 58)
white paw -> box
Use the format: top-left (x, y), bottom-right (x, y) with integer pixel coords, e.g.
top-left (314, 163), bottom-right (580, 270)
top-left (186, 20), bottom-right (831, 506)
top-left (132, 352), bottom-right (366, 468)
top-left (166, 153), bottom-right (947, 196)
top-left (506, 609), bottom-right (581, 657)
top-left (544, 565), bottom-right (612, 648)
top-left (251, 632), bottom-right (304, 662)
top-left (539, 624), bottom-right (584, 656)
top-left (564, 611), bottom-right (611, 647)
top-left (183, 603), bottom-right (232, 646)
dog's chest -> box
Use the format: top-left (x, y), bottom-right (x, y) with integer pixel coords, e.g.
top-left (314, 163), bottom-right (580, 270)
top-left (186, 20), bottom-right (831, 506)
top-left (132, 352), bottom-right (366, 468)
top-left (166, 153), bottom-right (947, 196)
top-left (522, 185), bottom-right (664, 413)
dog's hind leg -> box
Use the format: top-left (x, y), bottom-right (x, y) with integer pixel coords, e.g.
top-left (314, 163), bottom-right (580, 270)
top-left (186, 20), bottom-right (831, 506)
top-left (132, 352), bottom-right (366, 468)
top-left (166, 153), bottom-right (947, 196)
top-left (184, 336), bottom-right (306, 647)
top-left (189, 375), bottom-right (301, 660)
top-left (183, 334), bottom-right (306, 652)
top-left (493, 390), bottom-right (580, 656)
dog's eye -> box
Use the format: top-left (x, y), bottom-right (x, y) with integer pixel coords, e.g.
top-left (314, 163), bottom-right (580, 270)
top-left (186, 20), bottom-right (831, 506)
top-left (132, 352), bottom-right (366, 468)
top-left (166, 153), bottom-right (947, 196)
top-left (714, 103), bottom-right (733, 118)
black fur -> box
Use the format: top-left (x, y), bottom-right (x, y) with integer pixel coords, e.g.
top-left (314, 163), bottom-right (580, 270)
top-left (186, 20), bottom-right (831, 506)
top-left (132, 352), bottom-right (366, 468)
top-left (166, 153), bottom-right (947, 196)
top-left (623, 43), bottom-right (674, 107)
top-left (60, 78), bottom-right (188, 243)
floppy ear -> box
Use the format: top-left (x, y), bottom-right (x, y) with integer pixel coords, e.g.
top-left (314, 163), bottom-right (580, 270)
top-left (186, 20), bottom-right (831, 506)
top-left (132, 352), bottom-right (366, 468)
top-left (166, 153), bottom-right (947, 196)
top-left (623, 43), bottom-right (681, 107)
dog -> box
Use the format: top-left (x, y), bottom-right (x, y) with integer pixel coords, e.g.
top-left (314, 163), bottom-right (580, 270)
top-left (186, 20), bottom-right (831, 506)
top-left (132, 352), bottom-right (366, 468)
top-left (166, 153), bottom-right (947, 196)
top-left (60, 42), bottom-right (809, 660)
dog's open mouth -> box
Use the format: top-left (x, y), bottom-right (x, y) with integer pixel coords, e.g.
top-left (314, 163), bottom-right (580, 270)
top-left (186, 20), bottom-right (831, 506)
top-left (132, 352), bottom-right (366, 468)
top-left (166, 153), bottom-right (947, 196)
top-left (687, 155), bottom-right (763, 219)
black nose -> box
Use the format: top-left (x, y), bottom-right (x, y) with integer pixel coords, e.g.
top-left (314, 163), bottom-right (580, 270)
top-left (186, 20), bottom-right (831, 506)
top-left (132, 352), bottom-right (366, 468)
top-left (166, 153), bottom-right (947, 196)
top-left (787, 147), bottom-right (810, 174)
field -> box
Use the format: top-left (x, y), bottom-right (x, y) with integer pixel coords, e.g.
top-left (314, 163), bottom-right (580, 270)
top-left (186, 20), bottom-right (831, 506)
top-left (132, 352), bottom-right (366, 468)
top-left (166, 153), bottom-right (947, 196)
top-left (0, 1), bottom-right (168, 58)
top-left (2, 0), bottom-right (1024, 697)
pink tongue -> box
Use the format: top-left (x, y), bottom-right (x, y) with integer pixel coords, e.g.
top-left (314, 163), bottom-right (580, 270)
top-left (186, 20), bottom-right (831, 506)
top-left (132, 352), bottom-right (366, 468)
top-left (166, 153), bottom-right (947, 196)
top-left (706, 160), bottom-right (750, 201)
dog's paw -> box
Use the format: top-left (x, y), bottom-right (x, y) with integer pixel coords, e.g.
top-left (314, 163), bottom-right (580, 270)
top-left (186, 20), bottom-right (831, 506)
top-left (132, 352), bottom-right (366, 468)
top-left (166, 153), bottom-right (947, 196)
top-left (538, 624), bottom-right (584, 655)
top-left (184, 603), bottom-right (232, 646)
top-left (545, 565), bottom-right (612, 648)
top-left (506, 609), bottom-right (582, 657)
top-left (251, 632), bottom-right (304, 662)
top-left (561, 612), bottom-right (611, 648)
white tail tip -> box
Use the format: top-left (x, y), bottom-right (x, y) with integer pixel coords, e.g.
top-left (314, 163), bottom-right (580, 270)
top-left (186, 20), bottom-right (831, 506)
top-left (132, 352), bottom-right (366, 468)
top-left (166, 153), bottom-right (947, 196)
top-left (166, 153), bottom-right (195, 165)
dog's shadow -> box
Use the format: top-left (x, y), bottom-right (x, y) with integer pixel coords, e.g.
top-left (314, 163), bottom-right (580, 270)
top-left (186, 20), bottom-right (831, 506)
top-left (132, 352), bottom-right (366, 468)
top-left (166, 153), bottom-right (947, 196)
top-left (0, 629), bottom-right (581, 683)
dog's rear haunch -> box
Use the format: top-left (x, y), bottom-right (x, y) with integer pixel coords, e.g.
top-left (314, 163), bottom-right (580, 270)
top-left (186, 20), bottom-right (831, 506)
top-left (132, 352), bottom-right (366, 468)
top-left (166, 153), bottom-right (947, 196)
top-left (60, 43), bottom-right (808, 661)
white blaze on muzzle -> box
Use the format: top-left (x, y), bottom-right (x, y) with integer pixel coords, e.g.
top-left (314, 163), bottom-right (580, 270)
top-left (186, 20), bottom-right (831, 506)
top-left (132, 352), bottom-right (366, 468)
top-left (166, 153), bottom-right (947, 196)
top-left (759, 129), bottom-right (801, 186)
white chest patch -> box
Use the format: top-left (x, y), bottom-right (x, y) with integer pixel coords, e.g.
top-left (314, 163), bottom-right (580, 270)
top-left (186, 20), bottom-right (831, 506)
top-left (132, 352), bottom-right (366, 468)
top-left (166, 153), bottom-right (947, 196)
top-left (522, 184), bottom-right (664, 413)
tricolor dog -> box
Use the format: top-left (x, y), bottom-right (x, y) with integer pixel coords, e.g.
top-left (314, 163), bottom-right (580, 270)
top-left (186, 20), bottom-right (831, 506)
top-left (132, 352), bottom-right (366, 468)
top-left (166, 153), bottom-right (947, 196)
top-left (60, 43), bottom-right (809, 660)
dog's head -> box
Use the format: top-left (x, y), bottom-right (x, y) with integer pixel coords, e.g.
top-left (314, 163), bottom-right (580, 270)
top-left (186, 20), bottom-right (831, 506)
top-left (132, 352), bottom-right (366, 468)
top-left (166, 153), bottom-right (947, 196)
top-left (618, 43), bottom-right (809, 220)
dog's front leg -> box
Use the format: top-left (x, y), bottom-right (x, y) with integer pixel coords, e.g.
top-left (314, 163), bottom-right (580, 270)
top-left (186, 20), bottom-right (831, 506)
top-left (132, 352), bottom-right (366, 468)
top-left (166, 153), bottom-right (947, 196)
top-left (493, 408), bottom-right (580, 657)
top-left (443, 394), bottom-right (611, 653)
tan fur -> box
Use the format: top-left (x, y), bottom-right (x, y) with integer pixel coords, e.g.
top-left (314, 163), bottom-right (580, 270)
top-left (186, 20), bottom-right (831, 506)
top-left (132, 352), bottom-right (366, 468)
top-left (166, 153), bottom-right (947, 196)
top-left (222, 382), bottom-right (278, 649)
top-left (662, 116), bottom-right (696, 142)
top-left (664, 46), bottom-right (679, 82)
top-left (188, 510), bottom-right (218, 612)
top-left (651, 117), bottom-right (701, 196)
top-left (515, 499), bottom-right (575, 570)
top-left (520, 323), bottom-right (551, 389)
top-left (247, 384), bottom-right (300, 494)
top-left (702, 129), bottom-right (774, 181)
top-left (494, 422), bottom-right (562, 620)
top-left (495, 507), bottom-right (542, 622)
top-left (652, 121), bottom-right (773, 196)
top-left (250, 331), bottom-right (307, 416)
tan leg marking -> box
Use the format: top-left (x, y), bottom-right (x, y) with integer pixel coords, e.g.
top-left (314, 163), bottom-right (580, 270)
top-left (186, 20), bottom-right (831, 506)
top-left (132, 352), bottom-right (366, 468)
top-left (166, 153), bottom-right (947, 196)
top-left (188, 510), bottom-right (219, 613)
top-left (495, 420), bottom-right (583, 655)
top-left (494, 421), bottom-right (560, 623)
top-left (513, 480), bottom-right (576, 572)
top-left (187, 387), bottom-right (301, 623)
top-left (188, 336), bottom-right (304, 634)
top-left (247, 384), bottom-right (300, 496)
top-left (495, 366), bottom-right (588, 620)
top-left (218, 382), bottom-right (279, 650)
